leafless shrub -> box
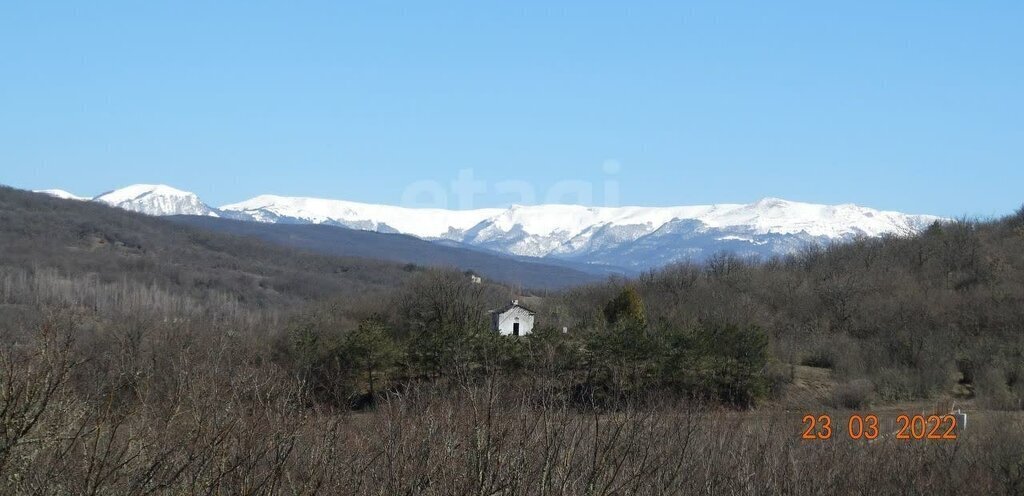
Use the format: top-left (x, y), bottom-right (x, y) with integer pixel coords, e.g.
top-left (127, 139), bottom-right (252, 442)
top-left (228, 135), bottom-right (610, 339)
top-left (0, 323), bottom-right (1022, 495)
top-left (830, 379), bottom-right (874, 409)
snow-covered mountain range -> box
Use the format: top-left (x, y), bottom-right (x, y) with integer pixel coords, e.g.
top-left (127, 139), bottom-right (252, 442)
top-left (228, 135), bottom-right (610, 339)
top-left (36, 185), bottom-right (943, 271)
top-left (92, 184), bottom-right (221, 217)
top-left (35, 184), bottom-right (221, 217)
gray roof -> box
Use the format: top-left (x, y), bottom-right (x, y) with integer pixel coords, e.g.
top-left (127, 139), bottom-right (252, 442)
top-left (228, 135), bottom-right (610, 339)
top-left (489, 302), bottom-right (536, 315)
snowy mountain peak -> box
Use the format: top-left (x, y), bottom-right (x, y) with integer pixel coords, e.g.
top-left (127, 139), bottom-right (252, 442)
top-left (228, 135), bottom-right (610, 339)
top-left (36, 183), bottom-right (944, 271)
top-left (699, 198), bottom-right (937, 238)
top-left (220, 193), bottom-right (943, 267)
top-left (93, 184), bottom-right (219, 217)
top-left (95, 184), bottom-right (192, 203)
top-left (34, 189), bottom-right (90, 201)
top-left (751, 197), bottom-right (793, 209)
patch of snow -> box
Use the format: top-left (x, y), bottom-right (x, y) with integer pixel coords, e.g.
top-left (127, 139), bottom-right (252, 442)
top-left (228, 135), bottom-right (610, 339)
top-left (35, 189), bottom-right (90, 201)
top-left (221, 195), bottom-right (503, 238)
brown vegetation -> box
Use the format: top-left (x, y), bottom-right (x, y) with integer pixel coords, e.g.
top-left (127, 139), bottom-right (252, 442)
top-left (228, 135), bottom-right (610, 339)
top-left (3, 188), bottom-right (1024, 493)
top-left (546, 210), bottom-right (1024, 410)
top-left (2, 316), bottom-right (1024, 494)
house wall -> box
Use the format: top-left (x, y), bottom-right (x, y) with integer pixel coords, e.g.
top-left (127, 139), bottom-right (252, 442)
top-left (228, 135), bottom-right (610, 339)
top-left (495, 306), bottom-right (535, 336)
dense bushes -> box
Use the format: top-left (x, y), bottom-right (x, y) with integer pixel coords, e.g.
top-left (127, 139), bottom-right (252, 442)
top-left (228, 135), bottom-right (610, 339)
top-left (268, 281), bottom-right (774, 410)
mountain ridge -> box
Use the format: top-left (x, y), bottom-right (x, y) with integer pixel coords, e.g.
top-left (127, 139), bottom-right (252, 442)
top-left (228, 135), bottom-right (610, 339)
top-left (92, 184), bottom-right (221, 217)
top-left (36, 184), bottom-right (944, 270)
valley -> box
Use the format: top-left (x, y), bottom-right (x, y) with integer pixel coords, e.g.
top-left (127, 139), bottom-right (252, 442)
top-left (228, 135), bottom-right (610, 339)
top-left (4, 185), bottom-right (1023, 494)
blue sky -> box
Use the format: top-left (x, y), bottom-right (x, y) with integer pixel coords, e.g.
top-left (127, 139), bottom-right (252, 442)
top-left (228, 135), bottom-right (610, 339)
top-left (1, 2), bottom-right (1021, 217)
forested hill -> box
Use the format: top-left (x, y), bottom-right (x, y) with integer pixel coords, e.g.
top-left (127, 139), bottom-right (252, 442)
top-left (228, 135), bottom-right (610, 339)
top-left (547, 207), bottom-right (1024, 409)
top-left (167, 215), bottom-right (605, 290)
top-left (0, 186), bottom-right (427, 312)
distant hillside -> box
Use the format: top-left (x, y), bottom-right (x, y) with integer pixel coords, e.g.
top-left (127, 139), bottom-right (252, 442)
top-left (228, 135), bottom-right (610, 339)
top-left (167, 215), bottom-right (606, 290)
top-left (0, 187), bottom-right (420, 311)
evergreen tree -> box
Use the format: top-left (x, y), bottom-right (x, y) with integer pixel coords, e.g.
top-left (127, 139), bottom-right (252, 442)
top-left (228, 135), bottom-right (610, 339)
top-left (341, 319), bottom-right (399, 398)
top-left (603, 286), bottom-right (647, 327)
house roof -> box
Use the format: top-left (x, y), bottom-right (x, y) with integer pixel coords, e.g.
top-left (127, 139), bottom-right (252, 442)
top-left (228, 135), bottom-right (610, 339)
top-left (489, 302), bottom-right (536, 315)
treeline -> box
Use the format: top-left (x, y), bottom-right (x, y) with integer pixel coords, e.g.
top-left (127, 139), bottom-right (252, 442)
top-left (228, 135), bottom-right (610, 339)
top-left (546, 208), bottom-right (1024, 409)
top-left (277, 269), bottom-right (769, 409)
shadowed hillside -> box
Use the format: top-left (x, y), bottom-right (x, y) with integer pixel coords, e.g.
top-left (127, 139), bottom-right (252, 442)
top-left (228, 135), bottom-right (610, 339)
top-left (168, 215), bottom-right (606, 290)
top-left (0, 186), bottom-right (422, 311)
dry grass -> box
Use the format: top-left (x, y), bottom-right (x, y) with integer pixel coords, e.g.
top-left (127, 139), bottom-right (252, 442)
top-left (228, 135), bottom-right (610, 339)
top-left (2, 324), bottom-right (1023, 496)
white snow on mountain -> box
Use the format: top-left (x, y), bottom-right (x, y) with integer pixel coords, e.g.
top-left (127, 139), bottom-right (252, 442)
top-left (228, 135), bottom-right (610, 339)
top-left (221, 194), bottom-right (943, 265)
top-left (34, 189), bottom-right (90, 201)
top-left (221, 195), bottom-right (938, 240)
top-left (695, 197), bottom-right (928, 238)
top-left (221, 195), bottom-right (503, 237)
top-left (92, 184), bottom-right (220, 217)
top-left (38, 184), bottom-right (943, 270)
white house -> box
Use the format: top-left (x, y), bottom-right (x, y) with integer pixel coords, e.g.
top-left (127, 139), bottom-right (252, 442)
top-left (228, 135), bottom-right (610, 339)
top-left (490, 300), bottom-right (535, 336)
